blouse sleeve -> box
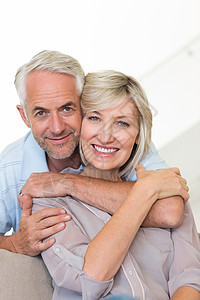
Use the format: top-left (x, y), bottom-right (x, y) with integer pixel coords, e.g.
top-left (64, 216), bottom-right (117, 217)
top-left (32, 197), bottom-right (113, 299)
top-left (168, 202), bottom-right (200, 296)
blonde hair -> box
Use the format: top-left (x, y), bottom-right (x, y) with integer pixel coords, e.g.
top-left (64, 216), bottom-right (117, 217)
top-left (80, 70), bottom-right (152, 179)
top-left (14, 50), bottom-right (85, 111)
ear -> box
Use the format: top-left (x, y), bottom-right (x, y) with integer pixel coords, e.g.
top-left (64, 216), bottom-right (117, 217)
top-left (16, 105), bottom-right (31, 128)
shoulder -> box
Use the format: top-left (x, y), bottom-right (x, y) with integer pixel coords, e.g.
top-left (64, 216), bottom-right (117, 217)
top-left (141, 142), bottom-right (168, 170)
top-left (127, 142), bottom-right (168, 181)
top-left (0, 132), bottom-right (31, 167)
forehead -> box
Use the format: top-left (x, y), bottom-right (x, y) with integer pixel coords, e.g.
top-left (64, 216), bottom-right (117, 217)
top-left (96, 98), bottom-right (138, 119)
top-left (26, 70), bottom-right (76, 94)
top-left (25, 70), bottom-right (80, 108)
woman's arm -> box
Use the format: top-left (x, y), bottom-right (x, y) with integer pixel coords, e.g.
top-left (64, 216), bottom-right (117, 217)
top-left (83, 165), bottom-right (188, 281)
top-left (170, 286), bottom-right (200, 299)
top-left (83, 178), bottom-right (156, 281)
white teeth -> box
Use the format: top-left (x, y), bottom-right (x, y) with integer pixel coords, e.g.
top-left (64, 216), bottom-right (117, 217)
top-left (93, 145), bottom-right (118, 153)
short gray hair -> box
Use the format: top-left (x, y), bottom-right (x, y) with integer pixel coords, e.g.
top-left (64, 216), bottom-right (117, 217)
top-left (14, 50), bottom-right (85, 110)
top-left (80, 70), bottom-right (152, 179)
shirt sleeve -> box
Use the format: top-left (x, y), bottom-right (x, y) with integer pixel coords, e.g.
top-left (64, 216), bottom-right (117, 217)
top-left (32, 198), bottom-right (114, 299)
top-left (0, 167), bottom-right (14, 235)
top-left (127, 142), bottom-right (168, 181)
top-left (168, 202), bottom-right (200, 296)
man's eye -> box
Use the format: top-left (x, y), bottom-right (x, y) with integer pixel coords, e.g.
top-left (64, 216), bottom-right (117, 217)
top-left (36, 111), bottom-right (45, 116)
top-left (63, 106), bottom-right (72, 112)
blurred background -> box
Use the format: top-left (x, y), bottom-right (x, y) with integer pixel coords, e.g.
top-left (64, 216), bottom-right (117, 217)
top-left (0, 0), bottom-right (199, 230)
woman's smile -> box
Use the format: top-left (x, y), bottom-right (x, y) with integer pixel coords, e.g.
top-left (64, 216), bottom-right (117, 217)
top-left (92, 144), bottom-right (119, 156)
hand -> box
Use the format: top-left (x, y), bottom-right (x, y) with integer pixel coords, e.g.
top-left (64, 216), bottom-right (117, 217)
top-left (136, 164), bottom-right (189, 202)
top-left (18, 172), bottom-right (76, 199)
top-left (15, 194), bottom-right (71, 256)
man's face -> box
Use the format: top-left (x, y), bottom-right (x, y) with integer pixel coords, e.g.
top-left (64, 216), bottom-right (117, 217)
top-left (18, 70), bottom-right (82, 160)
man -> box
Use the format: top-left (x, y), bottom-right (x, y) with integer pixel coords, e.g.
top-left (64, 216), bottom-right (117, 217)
top-left (0, 50), bottom-right (187, 256)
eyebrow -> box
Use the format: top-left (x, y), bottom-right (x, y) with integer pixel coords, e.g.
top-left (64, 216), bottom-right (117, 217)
top-left (32, 101), bottom-right (77, 113)
top-left (91, 111), bottom-right (135, 120)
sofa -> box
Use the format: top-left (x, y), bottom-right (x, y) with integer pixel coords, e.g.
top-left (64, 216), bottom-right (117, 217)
top-left (0, 250), bottom-right (53, 300)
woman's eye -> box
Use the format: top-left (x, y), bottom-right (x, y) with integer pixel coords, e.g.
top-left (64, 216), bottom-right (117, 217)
top-left (88, 116), bottom-right (101, 121)
top-left (117, 121), bottom-right (130, 127)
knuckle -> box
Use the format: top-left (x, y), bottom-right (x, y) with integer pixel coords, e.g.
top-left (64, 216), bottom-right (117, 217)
top-left (41, 218), bottom-right (51, 228)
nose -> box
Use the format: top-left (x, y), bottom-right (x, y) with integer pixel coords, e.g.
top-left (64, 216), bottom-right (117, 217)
top-left (49, 113), bottom-right (66, 135)
top-left (98, 123), bottom-right (115, 144)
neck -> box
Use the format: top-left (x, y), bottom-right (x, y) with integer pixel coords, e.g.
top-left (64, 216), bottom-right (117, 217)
top-left (46, 147), bottom-right (81, 172)
top-left (81, 165), bottom-right (121, 181)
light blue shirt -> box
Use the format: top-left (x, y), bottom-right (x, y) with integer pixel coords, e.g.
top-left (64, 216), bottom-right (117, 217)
top-left (0, 131), bottom-right (167, 235)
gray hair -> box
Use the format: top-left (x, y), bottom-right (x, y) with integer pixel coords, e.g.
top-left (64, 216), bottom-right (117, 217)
top-left (80, 70), bottom-right (152, 179)
top-left (14, 50), bottom-right (85, 111)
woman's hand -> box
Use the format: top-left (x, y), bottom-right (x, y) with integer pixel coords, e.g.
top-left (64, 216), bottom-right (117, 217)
top-left (136, 164), bottom-right (189, 203)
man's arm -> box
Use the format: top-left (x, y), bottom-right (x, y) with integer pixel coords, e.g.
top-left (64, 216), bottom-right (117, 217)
top-left (170, 286), bottom-right (200, 300)
top-left (21, 167), bottom-right (189, 228)
top-left (0, 195), bottom-right (71, 256)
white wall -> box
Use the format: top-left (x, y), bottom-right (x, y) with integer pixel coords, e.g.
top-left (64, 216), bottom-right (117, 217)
top-left (139, 37), bottom-right (200, 231)
top-left (1, 0), bottom-right (200, 152)
top-left (0, 0), bottom-right (199, 229)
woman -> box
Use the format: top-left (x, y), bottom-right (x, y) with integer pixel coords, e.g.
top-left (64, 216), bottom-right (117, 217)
top-left (32, 70), bottom-right (200, 299)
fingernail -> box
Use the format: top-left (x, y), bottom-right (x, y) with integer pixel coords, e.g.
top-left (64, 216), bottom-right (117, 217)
top-left (58, 223), bottom-right (65, 229)
top-left (60, 209), bottom-right (66, 214)
top-left (64, 215), bottom-right (71, 221)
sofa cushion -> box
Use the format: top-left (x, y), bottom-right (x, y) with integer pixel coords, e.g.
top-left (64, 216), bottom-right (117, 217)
top-left (0, 250), bottom-right (53, 300)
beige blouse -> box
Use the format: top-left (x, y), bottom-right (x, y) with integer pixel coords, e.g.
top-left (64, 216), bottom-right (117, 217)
top-left (32, 169), bottom-right (200, 300)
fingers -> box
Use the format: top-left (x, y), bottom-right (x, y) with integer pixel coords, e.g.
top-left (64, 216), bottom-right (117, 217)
top-left (27, 220), bottom-right (68, 255)
top-left (39, 222), bottom-right (66, 241)
top-left (136, 164), bottom-right (144, 170)
top-left (38, 212), bottom-right (71, 230)
top-left (32, 207), bottom-right (70, 222)
top-left (17, 204), bottom-right (72, 256)
top-left (176, 175), bottom-right (190, 202)
top-left (37, 238), bottom-right (56, 252)
top-left (168, 167), bottom-right (181, 175)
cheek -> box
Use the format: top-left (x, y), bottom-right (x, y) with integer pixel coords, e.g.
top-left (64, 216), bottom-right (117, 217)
top-left (29, 120), bottom-right (47, 137)
top-left (119, 130), bottom-right (138, 148)
top-left (67, 115), bottom-right (82, 132)
top-left (81, 120), bottom-right (96, 142)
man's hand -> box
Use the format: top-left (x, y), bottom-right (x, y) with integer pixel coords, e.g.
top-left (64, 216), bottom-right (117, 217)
top-left (14, 194), bottom-right (71, 256)
top-left (18, 172), bottom-right (76, 199)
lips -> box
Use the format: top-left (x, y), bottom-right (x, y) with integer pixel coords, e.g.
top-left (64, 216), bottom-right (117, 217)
top-left (46, 133), bottom-right (73, 144)
top-left (92, 144), bottom-right (119, 156)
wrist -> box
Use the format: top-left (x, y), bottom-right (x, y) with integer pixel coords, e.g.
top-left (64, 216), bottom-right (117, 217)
top-left (0, 234), bottom-right (21, 254)
top-left (63, 173), bottom-right (78, 197)
top-left (134, 178), bottom-right (158, 205)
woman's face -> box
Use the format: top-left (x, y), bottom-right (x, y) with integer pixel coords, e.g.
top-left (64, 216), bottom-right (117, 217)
top-left (81, 98), bottom-right (139, 171)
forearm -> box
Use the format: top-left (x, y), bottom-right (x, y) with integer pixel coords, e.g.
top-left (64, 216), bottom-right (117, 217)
top-left (64, 174), bottom-right (184, 227)
top-left (83, 182), bottom-right (156, 281)
top-left (65, 174), bottom-right (132, 214)
top-left (170, 286), bottom-right (200, 299)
